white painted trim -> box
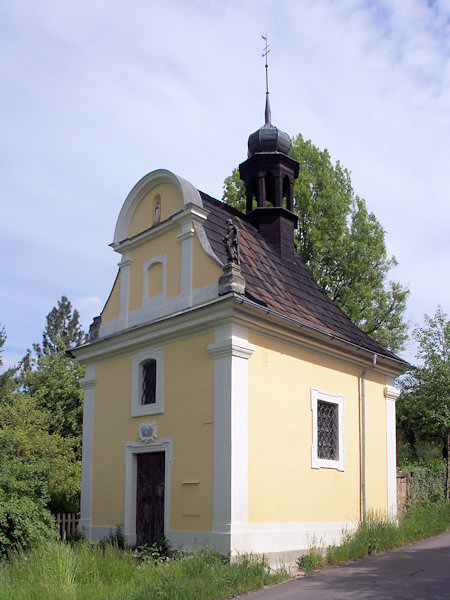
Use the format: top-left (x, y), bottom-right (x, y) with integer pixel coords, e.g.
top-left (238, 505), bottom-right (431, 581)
top-left (207, 325), bottom-right (255, 548)
top-left (113, 169), bottom-right (204, 245)
top-left (311, 388), bottom-right (345, 471)
top-left (78, 365), bottom-right (95, 536)
top-left (79, 296), bottom-right (405, 379)
top-left (142, 255), bottom-right (167, 306)
top-left (112, 204), bottom-right (210, 255)
top-left (87, 520), bottom-right (355, 555)
top-left (131, 347), bottom-right (164, 417)
top-left (100, 282), bottom-right (219, 338)
top-left (385, 379), bottom-right (400, 519)
top-left (168, 520), bottom-right (356, 555)
top-left (117, 254), bottom-right (131, 330)
top-left (83, 525), bottom-right (114, 543)
top-left (124, 438), bottom-right (173, 546)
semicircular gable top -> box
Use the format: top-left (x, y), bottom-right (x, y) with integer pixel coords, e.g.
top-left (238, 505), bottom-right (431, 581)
top-left (113, 169), bottom-right (204, 244)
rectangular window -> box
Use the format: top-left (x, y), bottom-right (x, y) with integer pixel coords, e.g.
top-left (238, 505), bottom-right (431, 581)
top-left (131, 348), bottom-right (163, 417)
top-left (141, 359), bottom-right (156, 405)
top-left (311, 388), bottom-right (345, 471)
top-left (317, 400), bottom-right (338, 460)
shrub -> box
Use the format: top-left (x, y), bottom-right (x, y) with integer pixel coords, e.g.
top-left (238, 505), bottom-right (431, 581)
top-left (0, 496), bottom-right (54, 559)
top-left (0, 430), bottom-right (55, 559)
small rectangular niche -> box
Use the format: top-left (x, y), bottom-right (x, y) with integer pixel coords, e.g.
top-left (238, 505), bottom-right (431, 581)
top-left (181, 482), bottom-right (201, 516)
top-left (146, 261), bottom-right (163, 297)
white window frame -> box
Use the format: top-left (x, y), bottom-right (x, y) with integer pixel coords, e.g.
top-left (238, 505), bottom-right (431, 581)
top-left (131, 347), bottom-right (164, 417)
top-left (311, 388), bottom-right (345, 471)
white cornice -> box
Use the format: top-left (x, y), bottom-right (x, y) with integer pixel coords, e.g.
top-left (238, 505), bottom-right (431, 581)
top-left (207, 338), bottom-right (255, 360)
top-left (231, 297), bottom-right (409, 376)
top-left (384, 384), bottom-right (401, 402)
top-left (118, 258), bottom-right (132, 268)
top-left (73, 294), bottom-right (406, 376)
top-left (79, 376), bottom-right (96, 390)
top-left (111, 204), bottom-right (209, 254)
top-left (73, 297), bottom-right (236, 364)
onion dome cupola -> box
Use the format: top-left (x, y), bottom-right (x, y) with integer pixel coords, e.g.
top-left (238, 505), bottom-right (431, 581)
top-left (247, 95), bottom-right (292, 157)
top-left (238, 39), bottom-right (299, 261)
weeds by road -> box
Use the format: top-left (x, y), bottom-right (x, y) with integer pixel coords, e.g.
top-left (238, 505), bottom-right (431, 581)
top-left (298, 500), bottom-right (450, 574)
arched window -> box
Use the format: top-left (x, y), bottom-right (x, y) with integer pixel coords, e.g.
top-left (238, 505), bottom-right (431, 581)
top-left (132, 348), bottom-right (163, 416)
top-left (141, 359), bottom-right (156, 405)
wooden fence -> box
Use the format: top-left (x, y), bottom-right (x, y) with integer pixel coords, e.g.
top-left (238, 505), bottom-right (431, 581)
top-left (53, 513), bottom-right (80, 540)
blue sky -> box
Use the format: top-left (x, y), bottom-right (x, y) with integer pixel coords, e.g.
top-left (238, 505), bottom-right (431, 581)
top-left (1, 0), bottom-right (449, 370)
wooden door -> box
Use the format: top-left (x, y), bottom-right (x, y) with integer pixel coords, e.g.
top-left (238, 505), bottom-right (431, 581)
top-left (136, 451), bottom-right (165, 546)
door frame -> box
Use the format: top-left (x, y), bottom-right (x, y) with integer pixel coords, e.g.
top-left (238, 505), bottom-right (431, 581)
top-left (124, 438), bottom-right (173, 546)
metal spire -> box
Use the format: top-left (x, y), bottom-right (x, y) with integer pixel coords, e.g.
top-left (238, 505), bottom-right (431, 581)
top-left (261, 34), bottom-right (272, 126)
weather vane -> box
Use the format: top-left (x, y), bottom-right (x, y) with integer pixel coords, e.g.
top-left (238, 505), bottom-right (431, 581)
top-left (261, 34), bottom-right (272, 126)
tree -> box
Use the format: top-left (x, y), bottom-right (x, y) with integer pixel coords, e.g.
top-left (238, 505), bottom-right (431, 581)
top-left (0, 323), bottom-right (5, 367)
top-left (21, 351), bottom-right (85, 451)
top-left (397, 307), bottom-right (450, 496)
top-left (222, 134), bottom-right (409, 353)
top-left (0, 324), bottom-right (18, 401)
top-left (32, 295), bottom-right (87, 357)
top-left (20, 296), bottom-right (86, 458)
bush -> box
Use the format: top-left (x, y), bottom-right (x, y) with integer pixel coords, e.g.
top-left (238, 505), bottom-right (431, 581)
top-left (408, 464), bottom-right (446, 503)
top-left (0, 496), bottom-right (54, 560)
top-left (0, 431), bottom-right (56, 559)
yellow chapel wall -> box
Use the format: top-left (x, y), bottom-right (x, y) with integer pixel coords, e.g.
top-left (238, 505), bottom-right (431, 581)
top-left (127, 183), bottom-right (184, 238)
top-left (101, 271), bottom-right (121, 323)
top-left (128, 227), bottom-right (182, 312)
top-left (90, 331), bottom-right (215, 533)
top-left (191, 234), bottom-right (222, 289)
top-left (247, 332), bottom-right (388, 524)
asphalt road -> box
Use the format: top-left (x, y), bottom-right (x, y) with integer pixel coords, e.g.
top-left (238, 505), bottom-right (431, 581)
top-left (237, 531), bottom-right (450, 600)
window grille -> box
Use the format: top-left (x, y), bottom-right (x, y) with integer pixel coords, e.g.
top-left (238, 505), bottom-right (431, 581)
top-left (141, 359), bottom-right (156, 405)
top-left (317, 400), bottom-right (338, 460)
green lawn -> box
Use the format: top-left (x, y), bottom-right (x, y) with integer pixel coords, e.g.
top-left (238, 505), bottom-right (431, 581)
top-left (0, 542), bottom-right (288, 600)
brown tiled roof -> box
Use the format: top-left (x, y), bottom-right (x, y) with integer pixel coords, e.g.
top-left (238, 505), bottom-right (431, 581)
top-left (200, 191), bottom-right (405, 363)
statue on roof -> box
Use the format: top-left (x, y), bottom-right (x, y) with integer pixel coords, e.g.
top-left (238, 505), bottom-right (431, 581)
top-left (223, 219), bottom-right (240, 265)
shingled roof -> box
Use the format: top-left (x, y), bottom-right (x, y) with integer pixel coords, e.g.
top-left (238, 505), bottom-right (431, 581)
top-left (200, 191), bottom-right (406, 364)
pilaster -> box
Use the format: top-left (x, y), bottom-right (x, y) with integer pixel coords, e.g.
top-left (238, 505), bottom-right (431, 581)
top-left (78, 364), bottom-right (96, 538)
top-left (385, 378), bottom-right (401, 519)
top-left (207, 325), bottom-right (255, 550)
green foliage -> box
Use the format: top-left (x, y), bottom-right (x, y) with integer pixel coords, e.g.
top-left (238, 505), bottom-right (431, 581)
top-left (0, 426), bottom-right (56, 559)
top-left (0, 541), bottom-right (287, 600)
top-left (223, 167), bottom-right (246, 213)
top-left (0, 324), bottom-right (5, 367)
top-left (0, 394), bottom-right (81, 525)
top-left (32, 295), bottom-right (87, 358)
top-left (0, 325), bottom-right (18, 402)
top-left (411, 465), bottom-right (446, 503)
top-left (222, 135), bottom-right (409, 353)
top-left (298, 501), bottom-right (450, 574)
top-left (21, 351), bottom-right (85, 452)
top-left (397, 307), bottom-right (450, 465)
top-left (19, 296), bottom-right (86, 462)
top-left (0, 298), bottom-right (85, 553)
top-left (297, 544), bottom-right (325, 574)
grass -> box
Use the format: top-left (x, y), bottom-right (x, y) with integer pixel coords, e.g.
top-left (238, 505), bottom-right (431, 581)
top-left (0, 541), bottom-right (288, 600)
top-left (298, 500), bottom-right (450, 574)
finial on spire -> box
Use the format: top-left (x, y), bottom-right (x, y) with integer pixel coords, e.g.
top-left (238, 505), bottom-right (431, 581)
top-left (261, 34), bottom-right (272, 126)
